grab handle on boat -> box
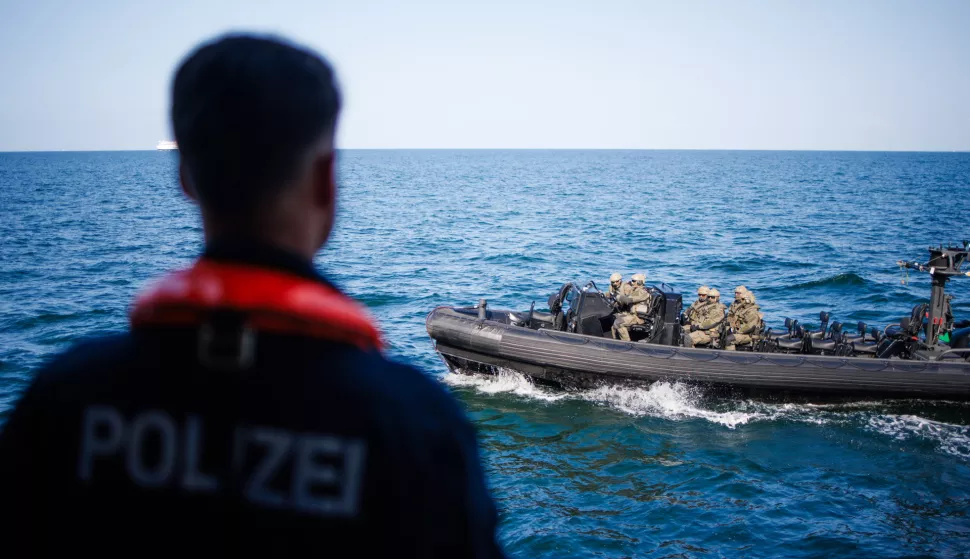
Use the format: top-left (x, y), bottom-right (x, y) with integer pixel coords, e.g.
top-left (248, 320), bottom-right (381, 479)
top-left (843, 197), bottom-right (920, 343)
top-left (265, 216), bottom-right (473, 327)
top-left (933, 348), bottom-right (970, 361)
top-left (477, 299), bottom-right (487, 320)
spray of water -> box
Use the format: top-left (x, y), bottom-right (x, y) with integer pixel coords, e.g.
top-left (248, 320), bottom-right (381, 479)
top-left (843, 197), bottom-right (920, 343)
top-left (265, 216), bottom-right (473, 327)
top-left (442, 368), bottom-right (768, 428)
top-left (441, 368), bottom-right (970, 459)
top-left (443, 368), bottom-right (568, 402)
top-left (867, 414), bottom-right (970, 459)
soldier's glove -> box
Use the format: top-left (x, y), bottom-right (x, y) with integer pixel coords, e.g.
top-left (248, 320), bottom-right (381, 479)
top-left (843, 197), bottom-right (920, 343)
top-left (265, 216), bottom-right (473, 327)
top-left (616, 295), bottom-right (631, 306)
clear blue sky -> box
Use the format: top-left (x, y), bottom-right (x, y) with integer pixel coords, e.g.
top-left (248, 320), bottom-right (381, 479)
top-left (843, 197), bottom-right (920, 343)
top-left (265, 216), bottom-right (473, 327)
top-left (1, 0), bottom-right (968, 151)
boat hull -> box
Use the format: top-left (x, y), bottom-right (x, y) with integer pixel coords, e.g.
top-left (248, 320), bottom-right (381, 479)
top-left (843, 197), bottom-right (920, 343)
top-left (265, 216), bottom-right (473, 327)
top-left (426, 306), bottom-right (970, 402)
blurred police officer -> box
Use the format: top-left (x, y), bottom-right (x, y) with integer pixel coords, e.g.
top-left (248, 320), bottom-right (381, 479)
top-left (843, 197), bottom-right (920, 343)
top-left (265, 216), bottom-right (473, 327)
top-left (0, 33), bottom-right (504, 559)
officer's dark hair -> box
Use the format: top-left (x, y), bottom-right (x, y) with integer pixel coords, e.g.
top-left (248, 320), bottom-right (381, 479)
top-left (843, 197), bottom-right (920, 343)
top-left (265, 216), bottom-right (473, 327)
top-left (171, 33), bottom-right (341, 216)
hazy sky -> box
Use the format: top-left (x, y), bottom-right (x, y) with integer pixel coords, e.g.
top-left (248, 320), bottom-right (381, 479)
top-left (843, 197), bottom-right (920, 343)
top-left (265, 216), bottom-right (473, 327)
top-left (1, 0), bottom-right (968, 151)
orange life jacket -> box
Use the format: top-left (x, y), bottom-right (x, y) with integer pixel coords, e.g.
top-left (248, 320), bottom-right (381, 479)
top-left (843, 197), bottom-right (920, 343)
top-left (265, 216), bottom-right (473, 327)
top-left (130, 259), bottom-right (384, 351)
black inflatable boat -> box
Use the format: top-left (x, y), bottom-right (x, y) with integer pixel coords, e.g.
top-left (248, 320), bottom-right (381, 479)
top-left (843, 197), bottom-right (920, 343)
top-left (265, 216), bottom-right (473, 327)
top-left (426, 244), bottom-right (970, 402)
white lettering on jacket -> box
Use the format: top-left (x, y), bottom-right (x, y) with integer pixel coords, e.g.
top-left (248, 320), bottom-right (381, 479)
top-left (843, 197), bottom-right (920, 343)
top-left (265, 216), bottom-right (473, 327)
top-left (78, 406), bottom-right (366, 518)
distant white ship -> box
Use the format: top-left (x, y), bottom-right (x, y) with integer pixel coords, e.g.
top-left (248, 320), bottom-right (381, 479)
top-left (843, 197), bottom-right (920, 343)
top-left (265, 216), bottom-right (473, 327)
top-left (156, 140), bottom-right (178, 151)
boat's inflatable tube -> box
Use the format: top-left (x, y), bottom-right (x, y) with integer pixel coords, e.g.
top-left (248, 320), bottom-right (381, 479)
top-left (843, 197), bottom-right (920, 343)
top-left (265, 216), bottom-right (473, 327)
top-left (426, 307), bottom-right (970, 401)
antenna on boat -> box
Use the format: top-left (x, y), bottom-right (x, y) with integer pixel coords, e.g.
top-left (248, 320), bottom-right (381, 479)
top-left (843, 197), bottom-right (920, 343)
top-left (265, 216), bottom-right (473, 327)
top-left (897, 243), bottom-right (970, 354)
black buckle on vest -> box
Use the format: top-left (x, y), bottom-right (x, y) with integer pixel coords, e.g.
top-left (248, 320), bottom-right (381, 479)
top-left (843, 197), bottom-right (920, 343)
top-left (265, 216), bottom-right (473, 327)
top-left (197, 310), bottom-right (256, 370)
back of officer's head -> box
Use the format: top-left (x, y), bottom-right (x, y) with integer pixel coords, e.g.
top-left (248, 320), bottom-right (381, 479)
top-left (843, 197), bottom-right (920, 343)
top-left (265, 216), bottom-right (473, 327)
top-left (171, 33), bottom-right (341, 247)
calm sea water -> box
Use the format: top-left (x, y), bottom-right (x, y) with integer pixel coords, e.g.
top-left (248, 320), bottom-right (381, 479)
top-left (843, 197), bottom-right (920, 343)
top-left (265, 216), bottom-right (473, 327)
top-left (2, 150), bottom-right (970, 557)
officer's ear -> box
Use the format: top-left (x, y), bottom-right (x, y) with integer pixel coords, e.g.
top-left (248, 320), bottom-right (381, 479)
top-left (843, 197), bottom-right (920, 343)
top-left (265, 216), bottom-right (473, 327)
top-left (309, 151), bottom-right (336, 211)
top-left (179, 162), bottom-right (198, 204)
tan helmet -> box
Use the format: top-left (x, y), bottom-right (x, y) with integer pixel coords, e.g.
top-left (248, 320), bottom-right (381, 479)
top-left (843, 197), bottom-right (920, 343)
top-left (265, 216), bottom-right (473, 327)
top-left (697, 285), bottom-right (710, 296)
top-left (709, 288), bottom-right (720, 298)
top-left (631, 273), bottom-right (646, 285)
top-left (609, 272), bottom-right (622, 284)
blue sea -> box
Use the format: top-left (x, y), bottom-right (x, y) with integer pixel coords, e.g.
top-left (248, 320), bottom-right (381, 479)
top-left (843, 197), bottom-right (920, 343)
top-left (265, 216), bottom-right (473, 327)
top-left (2, 150), bottom-right (970, 557)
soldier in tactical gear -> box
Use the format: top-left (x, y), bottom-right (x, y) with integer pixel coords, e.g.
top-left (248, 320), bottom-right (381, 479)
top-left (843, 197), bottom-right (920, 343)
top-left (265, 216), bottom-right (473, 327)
top-left (709, 288), bottom-right (728, 345)
top-left (709, 288), bottom-right (727, 314)
top-left (682, 286), bottom-right (709, 330)
top-left (724, 286), bottom-right (764, 350)
top-left (612, 273), bottom-right (651, 341)
top-left (605, 273), bottom-right (623, 308)
top-left (683, 286), bottom-right (725, 348)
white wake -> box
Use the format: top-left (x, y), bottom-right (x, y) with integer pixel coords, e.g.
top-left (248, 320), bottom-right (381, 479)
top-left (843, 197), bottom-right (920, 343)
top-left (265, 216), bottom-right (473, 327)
top-left (442, 369), bottom-right (766, 428)
top-left (441, 369), bottom-right (970, 458)
top-left (867, 414), bottom-right (970, 459)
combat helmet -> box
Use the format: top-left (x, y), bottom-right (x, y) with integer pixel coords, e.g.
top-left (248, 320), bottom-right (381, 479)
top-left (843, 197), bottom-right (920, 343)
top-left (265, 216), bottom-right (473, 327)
top-left (709, 288), bottom-right (720, 298)
top-left (631, 273), bottom-right (646, 285)
top-left (697, 285), bottom-right (710, 296)
top-left (609, 273), bottom-right (622, 284)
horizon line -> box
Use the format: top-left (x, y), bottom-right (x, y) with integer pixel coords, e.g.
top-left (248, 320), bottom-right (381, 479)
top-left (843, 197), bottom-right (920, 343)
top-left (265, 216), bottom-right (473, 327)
top-left (2, 147), bottom-right (969, 154)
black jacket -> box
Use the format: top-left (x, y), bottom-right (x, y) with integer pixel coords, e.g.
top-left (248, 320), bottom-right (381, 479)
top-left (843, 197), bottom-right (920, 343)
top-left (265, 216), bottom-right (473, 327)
top-left (0, 242), bottom-right (504, 558)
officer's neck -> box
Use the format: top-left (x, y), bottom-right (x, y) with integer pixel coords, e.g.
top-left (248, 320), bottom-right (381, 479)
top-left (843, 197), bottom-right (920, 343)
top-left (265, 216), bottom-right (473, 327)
top-left (201, 214), bottom-right (323, 264)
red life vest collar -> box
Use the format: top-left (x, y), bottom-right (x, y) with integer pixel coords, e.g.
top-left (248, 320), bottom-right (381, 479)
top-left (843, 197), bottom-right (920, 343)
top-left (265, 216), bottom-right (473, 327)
top-left (130, 259), bottom-right (384, 351)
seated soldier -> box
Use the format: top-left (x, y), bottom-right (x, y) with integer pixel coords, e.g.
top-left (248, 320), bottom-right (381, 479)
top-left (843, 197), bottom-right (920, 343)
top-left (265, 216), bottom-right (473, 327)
top-left (708, 288), bottom-right (728, 345)
top-left (612, 273), bottom-right (651, 341)
top-left (684, 286), bottom-right (725, 348)
top-left (724, 286), bottom-right (764, 350)
top-left (682, 285), bottom-right (709, 341)
top-left (709, 288), bottom-right (727, 316)
top-left (605, 273), bottom-right (623, 308)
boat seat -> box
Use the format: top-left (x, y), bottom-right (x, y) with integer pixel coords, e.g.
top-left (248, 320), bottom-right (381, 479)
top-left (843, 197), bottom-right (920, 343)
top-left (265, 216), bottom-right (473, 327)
top-left (766, 330), bottom-right (803, 350)
top-left (813, 339), bottom-right (837, 352)
top-left (938, 351), bottom-right (970, 361)
top-left (775, 337), bottom-right (803, 351)
top-left (531, 310), bottom-right (555, 323)
top-left (843, 333), bottom-right (865, 344)
top-left (852, 342), bottom-right (878, 355)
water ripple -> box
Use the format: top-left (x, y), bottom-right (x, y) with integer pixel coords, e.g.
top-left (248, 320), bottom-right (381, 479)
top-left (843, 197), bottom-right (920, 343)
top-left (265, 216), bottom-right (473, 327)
top-left (3, 150), bottom-right (970, 557)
